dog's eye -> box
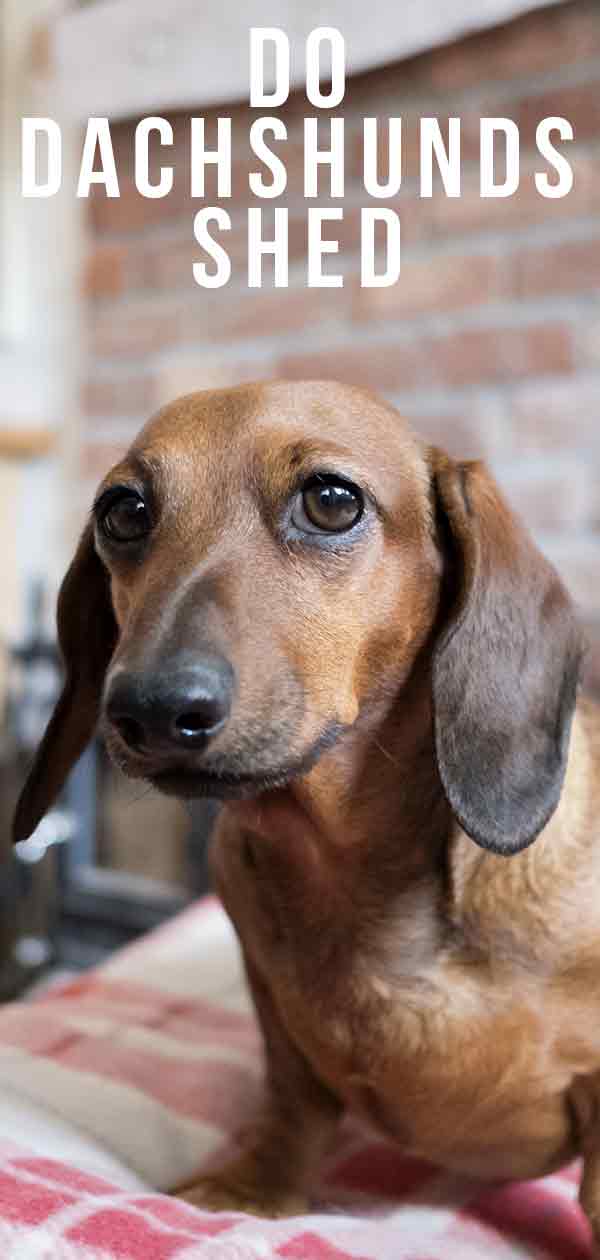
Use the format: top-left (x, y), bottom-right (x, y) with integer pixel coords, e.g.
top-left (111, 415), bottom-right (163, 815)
top-left (292, 476), bottom-right (364, 534)
top-left (99, 491), bottom-right (151, 543)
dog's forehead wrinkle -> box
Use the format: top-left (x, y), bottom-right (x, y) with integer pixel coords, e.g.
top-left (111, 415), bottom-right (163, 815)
top-left (130, 380), bottom-right (418, 457)
top-left (132, 383), bottom-right (264, 450)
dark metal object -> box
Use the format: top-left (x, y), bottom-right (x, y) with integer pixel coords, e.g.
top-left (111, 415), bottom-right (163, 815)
top-left (186, 800), bottom-right (220, 896)
top-left (2, 582), bottom-right (66, 991)
top-left (1, 579), bottom-right (218, 990)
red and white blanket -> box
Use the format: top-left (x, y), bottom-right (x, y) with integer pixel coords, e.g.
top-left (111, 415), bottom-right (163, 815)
top-left (0, 897), bottom-right (592, 1258)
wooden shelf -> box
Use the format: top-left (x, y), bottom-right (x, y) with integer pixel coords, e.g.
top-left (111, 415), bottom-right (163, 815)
top-left (0, 428), bottom-right (56, 459)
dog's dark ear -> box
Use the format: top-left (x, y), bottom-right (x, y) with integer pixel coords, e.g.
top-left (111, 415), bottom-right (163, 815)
top-left (13, 523), bottom-right (117, 843)
top-left (430, 449), bottom-right (583, 855)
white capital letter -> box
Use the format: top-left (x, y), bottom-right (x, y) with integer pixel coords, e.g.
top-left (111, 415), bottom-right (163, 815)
top-left (250, 28), bottom-right (290, 107)
top-left (306, 28), bottom-right (345, 108)
top-left (361, 209), bottom-right (401, 288)
top-left (248, 208), bottom-right (288, 288)
top-left (535, 117), bottom-right (573, 199)
top-left (308, 208), bottom-right (343, 287)
top-left (480, 118), bottom-right (520, 198)
top-left (249, 118), bottom-right (288, 198)
top-left (77, 118), bottom-right (119, 197)
top-left (191, 118), bottom-right (231, 198)
top-left (193, 208), bottom-right (231, 288)
top-left (363, 118), bottom-right (402, 198)
top-left (22, 118), bottom-right (62, 197)
top-left (304, 118), bottom-right (345, 198)
top-left (135, 117), bottom-right (173, 198)
top-left (420, 118), bottom-right (461, 197)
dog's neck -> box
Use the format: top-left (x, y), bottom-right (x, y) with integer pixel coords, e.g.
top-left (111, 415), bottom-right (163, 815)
top-left (315, 665), bottom-right (448, 863)
top-left (224, 662), bottom-right (452, 977)
top-left (231, 661), bottom-right (451, 887)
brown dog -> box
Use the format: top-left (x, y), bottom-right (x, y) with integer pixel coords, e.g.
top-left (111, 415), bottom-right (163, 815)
top-left (13, 381), bottom-right (600, 1243)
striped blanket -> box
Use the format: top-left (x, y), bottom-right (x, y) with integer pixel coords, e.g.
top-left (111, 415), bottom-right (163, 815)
top-left (0, 896), bottom-right (591, 1258)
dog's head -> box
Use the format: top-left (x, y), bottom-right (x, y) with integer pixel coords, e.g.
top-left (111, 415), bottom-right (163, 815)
top-left (13, 381), bottom-right (583, 855)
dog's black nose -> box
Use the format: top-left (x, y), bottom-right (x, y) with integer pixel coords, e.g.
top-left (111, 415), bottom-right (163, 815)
top-left (105, 656), bottom-right (234, 753)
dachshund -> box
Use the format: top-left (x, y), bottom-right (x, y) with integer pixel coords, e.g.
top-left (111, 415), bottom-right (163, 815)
top-left (13, 380), bottom-right (600, 1247)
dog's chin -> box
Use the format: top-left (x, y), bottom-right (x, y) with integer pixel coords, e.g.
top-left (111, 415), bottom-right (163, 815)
top-left (108, 720), bottom-right (347, 804)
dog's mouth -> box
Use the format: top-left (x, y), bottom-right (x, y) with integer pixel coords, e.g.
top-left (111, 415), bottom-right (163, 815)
top-left (128, 720), bottom-right (349, 802)
top-left (151, 765), bottom-right (303, 800)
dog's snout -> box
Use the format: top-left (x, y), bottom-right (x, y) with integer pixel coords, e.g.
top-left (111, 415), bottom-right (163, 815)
top-left (105, 656), bottom-right (234, 754)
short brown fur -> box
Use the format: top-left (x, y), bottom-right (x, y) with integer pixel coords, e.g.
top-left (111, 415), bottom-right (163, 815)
top-left (14, 382), bottom-right (600, 1247)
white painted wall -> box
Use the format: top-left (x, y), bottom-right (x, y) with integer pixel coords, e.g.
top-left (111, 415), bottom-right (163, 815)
top-left (0, 0), bottom-right (84, 640)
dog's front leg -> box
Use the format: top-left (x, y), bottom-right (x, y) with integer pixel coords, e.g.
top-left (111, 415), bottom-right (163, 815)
top-left (177, 956), bottom-right (342, 1217)
top-left (569, 1077), bottom-right (600, 1254)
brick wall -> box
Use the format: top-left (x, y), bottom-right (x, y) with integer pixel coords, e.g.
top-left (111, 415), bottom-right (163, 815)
top-left (82, 0), bottom-right (600, 688)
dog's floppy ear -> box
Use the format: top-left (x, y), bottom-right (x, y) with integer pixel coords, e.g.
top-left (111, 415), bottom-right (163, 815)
top-left (13, 523), bottom-right (117, 843)
top-left (430, 449), bottom-right (583, 856)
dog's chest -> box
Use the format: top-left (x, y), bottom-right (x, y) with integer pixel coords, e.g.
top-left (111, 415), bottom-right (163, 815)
top-left (212, 818), bottom-right (575, 1176)
top-left (269, 948), bottom-right (571, 1178)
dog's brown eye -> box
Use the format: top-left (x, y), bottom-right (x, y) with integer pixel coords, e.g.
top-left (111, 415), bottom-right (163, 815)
top-left (294, 477), bottom-right (363, 534)
top-left (100, 492), bottom-right (150, 543)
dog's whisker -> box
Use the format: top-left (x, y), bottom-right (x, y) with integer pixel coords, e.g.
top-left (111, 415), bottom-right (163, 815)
top-left (374, 738), bottom-right (399, 767)
top-left (121, 783), bottom-right (156, 809)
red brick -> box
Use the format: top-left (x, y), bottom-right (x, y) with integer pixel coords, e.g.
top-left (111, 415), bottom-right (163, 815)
top-left (82, 374), bottom-right (157, 418)
top-left (132, 235), bottom-right (205, 293)
top-left (89, 176), bottom-right (191, 236)
top-left (513, 236), bottom-right (600, 299)
top-left (156, 352), bottom-right (277, 402)
top-left (185, 285), bottom-right (345, 344)
top-left (580, 315), bottom-right (600, 372)
top-left (510, 377), bottom-right (600, 452)
top-left (119, 234), bottom-right (204, 294)
top-left (425, 322), bottom-right (575, 388)
top-left (544, 539), bottom-right (600, 615)
top-left (406, 405), bottom-right (506, 460)
top-left (500, 458), bottom-right (595, 532)
top-left (517, 80), bottom-right (600, 150)
top-left (91, 283), bottom-right (353, 360)
top-left (352, 250), bottom-right (506, 323)
top-left (82, 245), bottom-right (125, 299)
top-left (279, 322), bottom-right (575, 393)
top-left (414, 2), bottom-right (600, 92)
top-left (277, 339), bottom-right (423, 393)
top-left (91, 298), bottom-right (184, 358)
top-left (457, 83), bottom-right (600, 157)
top-left (427, 151), bottom-right (599, 241)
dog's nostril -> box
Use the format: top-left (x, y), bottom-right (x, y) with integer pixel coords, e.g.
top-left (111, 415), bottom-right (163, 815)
top-left (174, 708), bottom-right (221, 739)
top-left (114, 715), bottom-right (145, 750)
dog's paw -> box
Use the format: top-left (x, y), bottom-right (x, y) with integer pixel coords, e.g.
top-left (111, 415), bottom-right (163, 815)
top-left (176, 1172), bottom-right (308, 1218)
